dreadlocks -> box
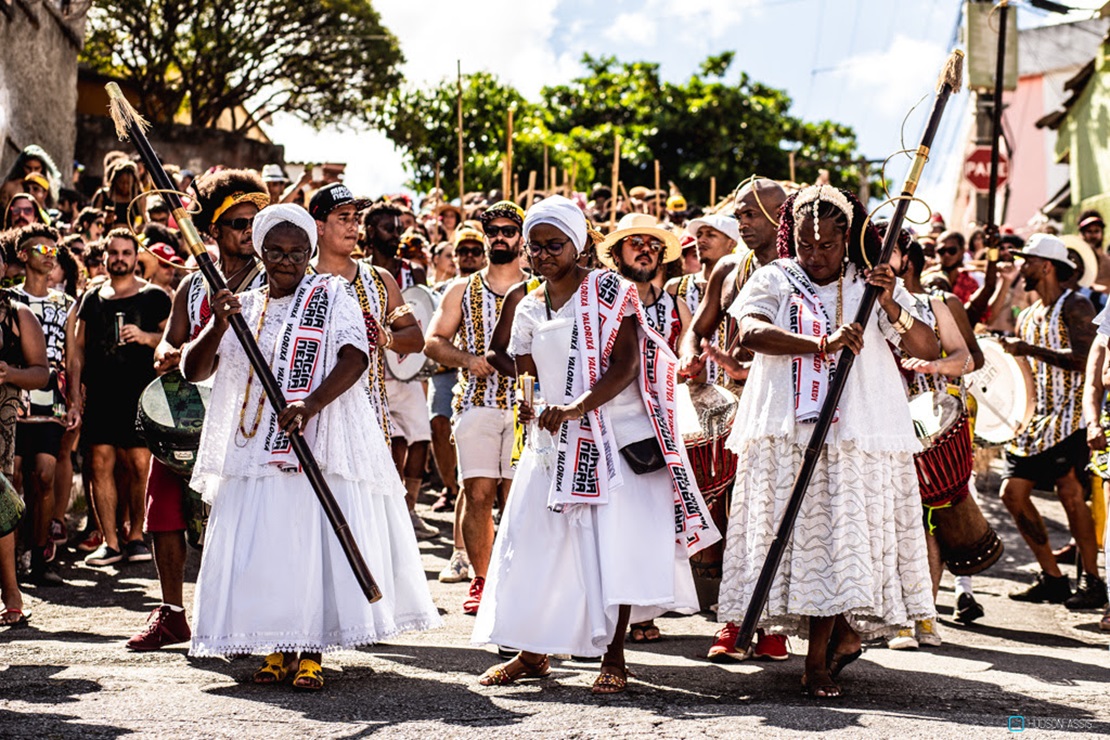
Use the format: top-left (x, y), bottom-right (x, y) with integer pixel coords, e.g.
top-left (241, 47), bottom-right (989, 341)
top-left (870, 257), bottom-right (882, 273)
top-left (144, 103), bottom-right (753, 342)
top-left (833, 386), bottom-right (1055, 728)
top-left (193, 169), bottom-right (267, 232)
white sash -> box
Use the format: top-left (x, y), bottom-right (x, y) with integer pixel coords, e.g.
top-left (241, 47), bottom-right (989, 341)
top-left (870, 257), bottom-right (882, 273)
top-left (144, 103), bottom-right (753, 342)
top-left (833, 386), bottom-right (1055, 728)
top-left (775, 259), bottom-right (837, 424)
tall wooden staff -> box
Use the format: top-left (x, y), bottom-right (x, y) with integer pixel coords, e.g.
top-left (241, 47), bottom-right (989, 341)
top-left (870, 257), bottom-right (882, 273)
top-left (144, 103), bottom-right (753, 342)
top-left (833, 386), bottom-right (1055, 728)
top-left (610, 133), bottom-right (621, 230)
top-left (710, 176), bottom-right (717, 208)
top-left (457, 60), bottom-right (465, 203)
top-left (104, 84), bottom-right (383, 605)
top-left (506, 107), bottom-right (514, 198)
top-left (986, 0), bottom-right (1008, 228)
top-left (654, 160), bottom-right (661, 218)
top-left (734, 50), bottom-right (964, 652)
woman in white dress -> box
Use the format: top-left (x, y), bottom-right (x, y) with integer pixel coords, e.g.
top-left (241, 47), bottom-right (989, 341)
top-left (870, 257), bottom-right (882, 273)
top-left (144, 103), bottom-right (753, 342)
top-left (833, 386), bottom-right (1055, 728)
top-left (183, 204), bottom-right (440, 690)
top-left (709, 185), bottom-right (938, 698)
top-left (472, 196), bottom-right (717, 694)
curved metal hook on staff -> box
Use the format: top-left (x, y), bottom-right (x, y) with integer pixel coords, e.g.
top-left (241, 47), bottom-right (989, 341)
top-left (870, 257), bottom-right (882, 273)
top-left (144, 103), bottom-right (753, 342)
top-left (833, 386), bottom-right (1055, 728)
top-left (124, 189), bottom-right (203, 271)
top-left (734, 173), bottom-right (782, 228)
top-left (859, 194), bottom-right (934, 270)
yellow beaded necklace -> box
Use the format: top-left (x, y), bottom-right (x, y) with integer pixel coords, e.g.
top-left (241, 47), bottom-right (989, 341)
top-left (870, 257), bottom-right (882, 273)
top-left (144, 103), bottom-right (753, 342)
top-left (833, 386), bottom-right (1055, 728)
top-left (236, 288), bottom-right (275, 444)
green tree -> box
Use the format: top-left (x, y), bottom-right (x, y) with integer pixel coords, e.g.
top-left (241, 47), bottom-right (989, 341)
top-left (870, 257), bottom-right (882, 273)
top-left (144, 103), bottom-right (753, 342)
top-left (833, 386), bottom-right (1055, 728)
top-left (380, 71), bottom-right (593, 198)
top-left (81, 0), bottom-right (403, 132)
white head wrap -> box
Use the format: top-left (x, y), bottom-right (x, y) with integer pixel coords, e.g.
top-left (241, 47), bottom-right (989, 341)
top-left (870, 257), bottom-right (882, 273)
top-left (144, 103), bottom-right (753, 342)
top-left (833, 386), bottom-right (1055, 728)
top-left (251, 203), bottom-right (318, 256)
top-left (522, 195), bottom-right (588, 255)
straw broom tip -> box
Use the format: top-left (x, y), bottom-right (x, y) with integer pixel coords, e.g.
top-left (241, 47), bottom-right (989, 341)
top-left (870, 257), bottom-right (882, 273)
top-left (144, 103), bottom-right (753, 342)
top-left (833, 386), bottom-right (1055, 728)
top-left (937, 50), bottom-right (964, 95)
top-left (105, 83), bottom-right (150, 141)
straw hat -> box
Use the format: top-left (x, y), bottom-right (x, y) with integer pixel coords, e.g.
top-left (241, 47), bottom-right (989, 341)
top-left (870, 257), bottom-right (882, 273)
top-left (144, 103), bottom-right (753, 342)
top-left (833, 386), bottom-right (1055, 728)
top-left (1060, 234), bottom-right (1098, 289)
top-left (596, 213), bottom-right (681, 269)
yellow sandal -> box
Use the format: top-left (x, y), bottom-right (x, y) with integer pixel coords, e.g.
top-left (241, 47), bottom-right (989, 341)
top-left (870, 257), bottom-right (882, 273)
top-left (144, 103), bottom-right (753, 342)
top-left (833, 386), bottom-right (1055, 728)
top-left (253, 653), bottom-right (293, 684)
top-left (292, 658), bottom-right (324, 691)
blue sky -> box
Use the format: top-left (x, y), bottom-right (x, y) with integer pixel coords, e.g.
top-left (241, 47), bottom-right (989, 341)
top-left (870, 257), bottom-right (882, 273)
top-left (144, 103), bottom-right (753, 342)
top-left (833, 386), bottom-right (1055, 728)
top-left (266, 0), bottom-right (1107, 215)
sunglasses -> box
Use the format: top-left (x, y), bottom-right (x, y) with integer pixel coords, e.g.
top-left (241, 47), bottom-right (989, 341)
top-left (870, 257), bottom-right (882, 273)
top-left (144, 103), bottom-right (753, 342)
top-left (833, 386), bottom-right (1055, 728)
top-left (623, 235), bottom-right (664, 253)
top-left (27, 244), bottom-right (58, 257)
top-left (262, 248), bottom-right (310, 265)
top-left (525, 240), bottom-right (570, 256)
top-left (455, 246), bottom-right (484, 258)
top-left (484, 224), bottom-right (520, 238)
top-left (936, 246), bottom-right (961, 257)
top-left (217, 216), bottom-right (254, 231)
top-left (10, 206), bottom-right (34, 217)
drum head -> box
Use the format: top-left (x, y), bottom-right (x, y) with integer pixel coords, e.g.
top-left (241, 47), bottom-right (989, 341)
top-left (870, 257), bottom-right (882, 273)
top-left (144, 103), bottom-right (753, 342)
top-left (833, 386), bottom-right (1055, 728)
top-left (908, 391), bottom-right (962, 447)
top-left (963, 335), bottom-right (1034, 446)
top-left (386, 285), bottom-right (438, 382)
top-left (679, 382), bottom-right (738, 443)
top-left (138, 370), bottom-right (209, 435)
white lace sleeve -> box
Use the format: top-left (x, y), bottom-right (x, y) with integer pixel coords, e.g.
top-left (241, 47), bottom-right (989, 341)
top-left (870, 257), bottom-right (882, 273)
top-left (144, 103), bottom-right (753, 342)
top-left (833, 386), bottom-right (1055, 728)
top-left (729, 265), bottom-right (782, 324)
top-left (509, 294), bottom-right (544, 356)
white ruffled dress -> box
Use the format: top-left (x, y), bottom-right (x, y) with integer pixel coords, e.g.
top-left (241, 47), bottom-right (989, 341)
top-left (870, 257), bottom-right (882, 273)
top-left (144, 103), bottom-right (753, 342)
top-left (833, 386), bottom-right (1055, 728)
top-left (716, 263), bottom-right (934, 637)
top-left (188, 279), bottom-right (441, 656)
top-left (471, 294), bottom-right (699, 657)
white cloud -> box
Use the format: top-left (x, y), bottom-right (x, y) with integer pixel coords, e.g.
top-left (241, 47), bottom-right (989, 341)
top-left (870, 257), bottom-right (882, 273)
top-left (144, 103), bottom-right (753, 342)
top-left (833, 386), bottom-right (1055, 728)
top-left (828, 34), bottom-right (949, 117)
top-left (605, 12), bottom-right (659, 46)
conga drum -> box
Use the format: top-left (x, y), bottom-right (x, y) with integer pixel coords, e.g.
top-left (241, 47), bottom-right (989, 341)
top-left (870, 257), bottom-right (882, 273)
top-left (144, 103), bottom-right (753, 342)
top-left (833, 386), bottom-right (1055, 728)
top-left (385, 284), bottom-right (440, 382)
top-left (677, 382), bottom-right (739, 610)
top-left (909, 390), bottom-right (1004, 575)
top-left (136, 370), bottom-right (211, 549)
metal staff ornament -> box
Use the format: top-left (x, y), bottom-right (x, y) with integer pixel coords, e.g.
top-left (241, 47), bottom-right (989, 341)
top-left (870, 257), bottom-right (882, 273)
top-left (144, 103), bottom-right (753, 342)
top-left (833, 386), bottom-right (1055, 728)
top-left (734, 50), bottom-right (964, 653)
top-left (105, 83), bottom-right (383, 606)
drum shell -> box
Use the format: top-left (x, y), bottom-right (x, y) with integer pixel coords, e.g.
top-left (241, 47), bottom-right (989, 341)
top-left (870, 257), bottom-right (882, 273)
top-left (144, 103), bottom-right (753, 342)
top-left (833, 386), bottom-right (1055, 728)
top-left (386, 284), bottom-right (440, 382)
top-left (135, 371), bottom-right (209, 478)
top-left (963, 334), bottom-right (1035, 447)
top-left (931, 495), bottom-right (1004, 575)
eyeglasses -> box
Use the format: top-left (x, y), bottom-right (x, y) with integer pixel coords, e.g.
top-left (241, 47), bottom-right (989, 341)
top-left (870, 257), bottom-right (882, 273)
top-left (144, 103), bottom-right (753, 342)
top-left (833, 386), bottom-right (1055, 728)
top-left (936, 246), bottom-right (961, 257)
top-left (525, 240), bottom-right (570, 256)
top-left (484, 224), bottom-right (520, 238)
top-left (623, 235), bottom-right (664, 253)
top-left (217, 216), bottom-right (254, 231)
top-left (93, 221), bottom-right (105, 228)
top-left (262, 249), bottom-right (311, 265)
top-left (27, 244), bottom-right (58, 257)
top-left (9, 206), bottom-right (34, 217)
top-left (455, 246), bottom-right (484, 258)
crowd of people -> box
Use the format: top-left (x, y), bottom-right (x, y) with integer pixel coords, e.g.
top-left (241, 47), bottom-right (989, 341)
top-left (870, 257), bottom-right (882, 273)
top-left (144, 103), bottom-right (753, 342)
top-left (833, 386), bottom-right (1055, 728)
top-left (0, 142), bottom-right (1108, 698)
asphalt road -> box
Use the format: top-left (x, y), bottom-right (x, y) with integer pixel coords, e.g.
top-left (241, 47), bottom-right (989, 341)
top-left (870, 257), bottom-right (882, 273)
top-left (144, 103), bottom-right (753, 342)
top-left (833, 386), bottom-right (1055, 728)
top-left (2, 466), bottom-right (1108, 739)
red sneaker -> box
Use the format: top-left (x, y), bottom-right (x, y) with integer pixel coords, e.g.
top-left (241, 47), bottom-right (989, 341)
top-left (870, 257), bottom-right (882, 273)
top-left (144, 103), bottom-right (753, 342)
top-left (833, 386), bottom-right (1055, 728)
top-left (77, 530), bottom-right (103, 553)
top-left (753, 632), bottom-right (790, 661)
top-left (707, 622), bottom-right (750, 663)
top-left (126, 606), bottom-right (191, 651)
top-left (463, 576), bottom-right (485, 616)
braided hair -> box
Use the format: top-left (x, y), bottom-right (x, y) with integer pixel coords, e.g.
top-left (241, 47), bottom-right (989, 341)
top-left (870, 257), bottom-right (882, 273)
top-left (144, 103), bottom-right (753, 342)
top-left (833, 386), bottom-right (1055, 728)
top-left (776, 186), bottom-right (880, 272)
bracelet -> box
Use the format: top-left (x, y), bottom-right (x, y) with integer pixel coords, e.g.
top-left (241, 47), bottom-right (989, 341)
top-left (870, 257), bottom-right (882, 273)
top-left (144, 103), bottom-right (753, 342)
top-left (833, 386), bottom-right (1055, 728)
top-left (575, 400), bottom-right (588, 419)
top-left (378, 323), bottom-right (393, 350)
top-left (385, 304), bottom-right (413, 326)
top-left (817, 334), bottom-right (828, 355)
top-left (893, 307), bottom-right (914, 334)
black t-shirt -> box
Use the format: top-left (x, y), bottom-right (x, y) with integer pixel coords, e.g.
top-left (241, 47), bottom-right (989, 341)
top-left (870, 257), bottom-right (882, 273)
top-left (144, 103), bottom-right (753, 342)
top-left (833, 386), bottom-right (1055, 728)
top-left (77, 282), bottom-right (171, 402)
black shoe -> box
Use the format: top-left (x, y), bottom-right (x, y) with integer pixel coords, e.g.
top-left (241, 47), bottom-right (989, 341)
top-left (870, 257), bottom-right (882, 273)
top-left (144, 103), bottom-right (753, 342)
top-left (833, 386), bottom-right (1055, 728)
top-left (1065, 573), bottom-right (1109, 611)
top-left (956, 592), bottom-right (984, 623)
top-left (30, 548), bottom-right (64, 587)
top-left (1009, 572), bottom-right (1072, 604)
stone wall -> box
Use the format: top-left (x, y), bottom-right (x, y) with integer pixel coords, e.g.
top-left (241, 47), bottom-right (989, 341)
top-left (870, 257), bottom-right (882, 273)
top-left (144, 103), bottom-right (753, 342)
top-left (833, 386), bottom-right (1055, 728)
top-left (75, 114), bottom-right (285, 194)
top-left (0, 0), bottom-right (83, 181)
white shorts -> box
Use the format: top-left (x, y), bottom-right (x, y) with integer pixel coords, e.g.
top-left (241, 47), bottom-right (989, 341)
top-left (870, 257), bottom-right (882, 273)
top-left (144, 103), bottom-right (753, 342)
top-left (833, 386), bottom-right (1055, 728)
top-left (385, 378), bottom-right (432, 443)
top-left (453, 406), bottom-right (515, 481)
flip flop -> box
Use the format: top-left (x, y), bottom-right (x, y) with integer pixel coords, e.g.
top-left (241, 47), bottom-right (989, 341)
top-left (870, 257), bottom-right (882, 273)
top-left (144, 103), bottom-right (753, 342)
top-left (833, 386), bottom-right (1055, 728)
top-left (292, 659), bottom-right (324, 691)
top-left (1, 608), bottom-right (30, 627)
top-left (628, 624), bottom-right (648, 643)
top-left (801, 670), bottom-right (841, 699)
top-left (252, 653), bottom-right (294, 684)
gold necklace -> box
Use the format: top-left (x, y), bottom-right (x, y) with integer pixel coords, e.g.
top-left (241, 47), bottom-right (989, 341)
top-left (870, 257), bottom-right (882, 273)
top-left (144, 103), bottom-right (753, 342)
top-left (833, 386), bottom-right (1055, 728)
top-left (236, 289), bottom-right (273, 444)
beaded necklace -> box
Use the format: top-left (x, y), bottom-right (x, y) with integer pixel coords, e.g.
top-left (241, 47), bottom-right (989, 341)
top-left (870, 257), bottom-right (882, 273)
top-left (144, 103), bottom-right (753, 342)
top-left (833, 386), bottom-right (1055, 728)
top-left (235, 288), bottom-right (276, 445)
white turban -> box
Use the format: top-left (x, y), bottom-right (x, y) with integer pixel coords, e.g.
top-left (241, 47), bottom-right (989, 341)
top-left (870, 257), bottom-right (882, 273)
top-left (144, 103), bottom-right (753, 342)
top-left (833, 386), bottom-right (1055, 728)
top-left (522, 195), bottom-right (588, 255)
top-left (251, 203), bottom-right (318, 255)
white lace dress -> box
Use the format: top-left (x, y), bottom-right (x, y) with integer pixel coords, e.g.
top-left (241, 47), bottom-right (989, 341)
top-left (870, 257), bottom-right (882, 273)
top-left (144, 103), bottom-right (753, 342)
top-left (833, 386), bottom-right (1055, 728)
top-left (187, 280), bottom-right (441, 656)
top-left (716, 263), bottom-right (934, 637)
top-left (471, 293), bottom-right (699, 657)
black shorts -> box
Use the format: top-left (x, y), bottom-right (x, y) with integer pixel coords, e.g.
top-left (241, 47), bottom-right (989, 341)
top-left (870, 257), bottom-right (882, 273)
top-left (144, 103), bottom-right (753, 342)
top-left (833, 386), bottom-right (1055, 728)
top-left (15, 421), bottom-right (65, 459)
top-left (1002, 429), bottom-right (1090, 490)
top-left (81, 394), bottom-right (145, 449)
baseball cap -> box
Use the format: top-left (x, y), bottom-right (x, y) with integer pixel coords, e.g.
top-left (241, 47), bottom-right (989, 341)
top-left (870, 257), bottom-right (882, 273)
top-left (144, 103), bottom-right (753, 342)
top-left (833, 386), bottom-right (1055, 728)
top-left (308, 183), bottom-right (370, 220)
top-left (454, 226), bottom-right (485, 248)
top-left (686, 214), bottom-right (741, 244)
top-left (1012, 233), bottom-right (1076, 269)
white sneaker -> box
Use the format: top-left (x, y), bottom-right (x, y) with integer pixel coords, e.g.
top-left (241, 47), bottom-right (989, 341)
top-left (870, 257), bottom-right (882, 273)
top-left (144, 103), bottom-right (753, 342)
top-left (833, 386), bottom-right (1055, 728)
top-left (887, 627), bottom-right (919, 650)
top-left (410, 510), bottom-right (439, 540)
top-left (438, 550), bottom-right (470, 583)
top-left (915, 618), bottom-right (942, 647)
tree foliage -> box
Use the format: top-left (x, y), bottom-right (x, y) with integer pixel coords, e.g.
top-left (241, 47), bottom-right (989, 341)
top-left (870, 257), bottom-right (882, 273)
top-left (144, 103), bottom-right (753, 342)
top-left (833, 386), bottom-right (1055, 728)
top-left (82, 0), bottom-right (404, 132)
top-left (382, 53), bottom-right (864, 202)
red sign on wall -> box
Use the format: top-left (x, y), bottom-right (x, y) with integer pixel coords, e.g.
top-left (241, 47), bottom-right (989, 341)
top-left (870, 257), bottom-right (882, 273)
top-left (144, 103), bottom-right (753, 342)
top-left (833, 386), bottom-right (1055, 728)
top-left (965, 146), bottom-right (1009, 191)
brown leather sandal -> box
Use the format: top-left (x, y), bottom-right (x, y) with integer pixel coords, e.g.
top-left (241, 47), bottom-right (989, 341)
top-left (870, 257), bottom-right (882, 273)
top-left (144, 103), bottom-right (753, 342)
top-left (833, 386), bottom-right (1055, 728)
top-left (478, 653), bottom-right (551, 686)
top-left (591, 662), bottom-right (632, 695)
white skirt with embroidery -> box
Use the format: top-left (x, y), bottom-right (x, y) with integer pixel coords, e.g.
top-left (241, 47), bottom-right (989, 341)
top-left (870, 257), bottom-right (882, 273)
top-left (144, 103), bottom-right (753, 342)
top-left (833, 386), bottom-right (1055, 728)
top-left (471, 448), bottom-right (700, 658)
top-left (189, 474), bottom-right (442, 656)
top-left (716, 437), bottom-right (935, 639)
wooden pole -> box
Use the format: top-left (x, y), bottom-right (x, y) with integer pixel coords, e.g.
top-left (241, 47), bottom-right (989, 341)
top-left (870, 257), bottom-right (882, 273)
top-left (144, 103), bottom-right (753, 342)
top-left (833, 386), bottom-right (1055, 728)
top-left (788, 150), bottom-right (796, 184)
top-left (506, 106), bottom-right (514, 200)
top-left (570, 161), bottom-right (578, 194)
top-left (513, 173), bottom-right (520, 202)
top-left (610, 133), bottom-right (620, 230)
top-left (456, 60), bottom-right (465, 204)
top-left (434, 162), bottom-right (441, 197)
top-left (501, 156), bottom-right (509, 200)
top-left (710, 176), bottom-right (717, 208)
top-left (526, 170), bottom-right (537, 208)
top-left (654, 160), bottom-right (661, 218)
top-left (549, 167), bottom-right (557, 196)
top-left (562, 168), bottom-right (569, 196)
top-left (543, 145), bottom-right (549, 191)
